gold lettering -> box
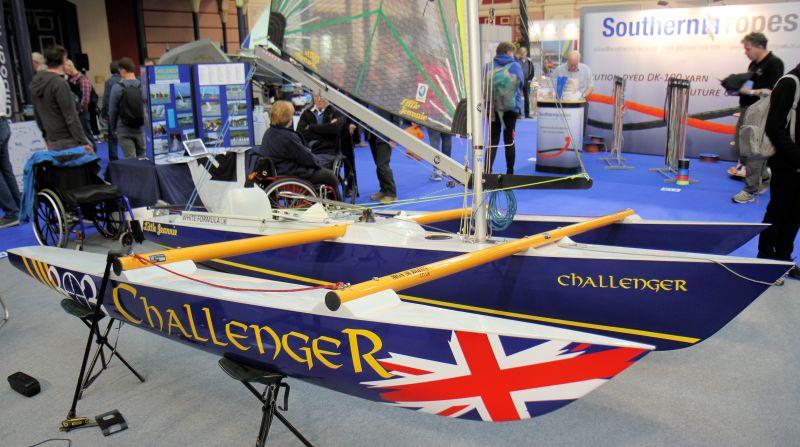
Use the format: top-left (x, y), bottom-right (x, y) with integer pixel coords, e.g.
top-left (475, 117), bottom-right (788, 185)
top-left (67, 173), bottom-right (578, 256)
top-left (583, 277), bottom-right (597, 288)
top-left (226, 321), bottom-right (251, 351)
top-left (646, 279), bottom-right (660, 292)
top-left (112, 284), bottom-right (142, 324)
top-left (312, 336), bottom-right (343, 370)
top-left (609, 275), bottom-right (619, 288)
top-left (343, 328), bottom-right (392, 378)
top-left (141, 296), bottom-right (164, 330)
top-left (183, 304), bottom-right (208, 342)
top-left (675, 280), bottom-right (687, 292)
top-left (250, 324), bottom-right (281, 359)
top-left (201, 307), bottom-right (228, 347)
top-left (571, 273), bottom-right (583, 287)
top-left (283, 331), bottom-right (313, 369)
top-left (660, 280), bottom-right (673, 292)
top-left (166, 309), bottom-right (192, 338)
top-left (619, 278), bottom-right (631, 289)
top-left (557, 274), bottom-right (569, 286)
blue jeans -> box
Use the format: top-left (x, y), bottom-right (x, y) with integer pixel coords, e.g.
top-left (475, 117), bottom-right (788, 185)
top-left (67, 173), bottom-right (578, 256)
top-left (0, 119), bottom-right (21, 219)
top-left (428, 130), bottom-right (452, 158)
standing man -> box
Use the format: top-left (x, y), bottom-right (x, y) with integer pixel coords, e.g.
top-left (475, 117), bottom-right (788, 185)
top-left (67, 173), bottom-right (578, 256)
top-left (488, 41), bottom-right (525, 175)
top-left (108, 57), bottom-right (146, 158)
top-left (65, 59), bottom-right (96, 150)
top-left (101, 61), bottom-right (121, 162)
top-left (733, 32), bottom-right (785, 204)
top-left (0, 78), bottom-right (21, 228)
top-left (758, 62), bottom-right (800, 280)
top-left (30, 45), bottom-right (92, 152)
top-left (551, 50), bottom-right (595, 135)
top-left (367, 108), bottom-right (397, 204)
top-left (31, 52), bottom-right (45, 72)
top-left (515, 46), bottom-right (535, 118)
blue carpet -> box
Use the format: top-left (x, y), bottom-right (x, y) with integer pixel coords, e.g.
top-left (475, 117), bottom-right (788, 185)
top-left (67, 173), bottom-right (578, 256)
top-left (2, 124), bottom-right (794, 258)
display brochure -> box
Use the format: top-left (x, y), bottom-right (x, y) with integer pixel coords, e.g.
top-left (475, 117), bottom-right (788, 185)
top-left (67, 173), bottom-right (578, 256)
top-left (193, 63), bottom-right (254, 147)
top-left (146, 65), bottom-right (196, 164)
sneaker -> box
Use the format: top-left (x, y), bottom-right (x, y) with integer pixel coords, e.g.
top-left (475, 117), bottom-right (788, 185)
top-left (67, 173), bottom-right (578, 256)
top-left (732, 190), bottom-right (755, 203)
top-left (0, 216), bottom-right (20, 229)
top-left (369, 191), bottom-right (386, 201)
top-left (788, 266), bottom-right (800, 280)
top-left (379, 195), bottom-right (397, 205)
top-left (430, 170), bottom-right (443, 181)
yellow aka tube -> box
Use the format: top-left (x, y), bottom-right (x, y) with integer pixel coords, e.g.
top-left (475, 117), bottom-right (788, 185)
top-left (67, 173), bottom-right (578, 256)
top-left (325, 209), bottom-right (635, 310)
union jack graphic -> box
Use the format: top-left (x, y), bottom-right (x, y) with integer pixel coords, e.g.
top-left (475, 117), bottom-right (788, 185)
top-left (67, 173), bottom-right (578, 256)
top-left (363, 331), bottom-right (647, 422)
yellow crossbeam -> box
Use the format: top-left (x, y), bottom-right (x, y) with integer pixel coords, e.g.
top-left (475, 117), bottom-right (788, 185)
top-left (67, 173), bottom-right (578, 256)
top-left (325, 209), bottom-right (635, 311)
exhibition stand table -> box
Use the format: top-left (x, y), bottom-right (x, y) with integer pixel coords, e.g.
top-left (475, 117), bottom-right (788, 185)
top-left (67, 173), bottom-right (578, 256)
top-left (536, 99), bottom-right (585, 174)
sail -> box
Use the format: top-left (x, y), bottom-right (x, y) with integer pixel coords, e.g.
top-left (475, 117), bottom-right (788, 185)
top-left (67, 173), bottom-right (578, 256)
top-left (267, 0), bottom-right (468, 134)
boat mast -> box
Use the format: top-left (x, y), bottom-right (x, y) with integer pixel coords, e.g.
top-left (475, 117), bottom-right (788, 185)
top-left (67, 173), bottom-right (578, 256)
top-left (465, 0), bottom-right (487, 242)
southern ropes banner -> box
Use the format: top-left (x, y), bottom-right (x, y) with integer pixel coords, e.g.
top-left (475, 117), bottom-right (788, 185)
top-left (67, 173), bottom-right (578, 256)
top-left (581, 2), bottom-right (800, 160)
top-left (0, 0), bottom-right (17, 117)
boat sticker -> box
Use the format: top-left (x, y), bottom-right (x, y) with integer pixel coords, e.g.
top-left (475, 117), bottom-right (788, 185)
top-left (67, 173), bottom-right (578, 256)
top-left (556, 273), bottom-right (687, 293)
top-left (142, 221), bottom-right (178, 237)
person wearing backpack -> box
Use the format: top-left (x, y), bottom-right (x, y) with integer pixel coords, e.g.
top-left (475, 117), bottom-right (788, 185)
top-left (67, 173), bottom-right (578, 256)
top-left (758, 63), bottom-right (800, 280)
top-left (488, 41), bottom-right (525, 175)
top-left (732, 33), bottom-right (784, 204)
top-left (108, 57), bottom-right (146, 158)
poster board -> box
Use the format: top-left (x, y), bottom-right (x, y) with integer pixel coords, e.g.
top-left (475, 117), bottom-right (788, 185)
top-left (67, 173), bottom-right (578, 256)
top-left (8, 121), bottom-right (47, 190)
top-left (146, 65), bottom-right (197, 164)
top-left (193, 63), bottom-right (254, 148)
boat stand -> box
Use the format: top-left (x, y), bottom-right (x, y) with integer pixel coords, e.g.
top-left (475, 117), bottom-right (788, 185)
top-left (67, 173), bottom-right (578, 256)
top-left (61, 250), bottom-right (136, 434)
top-left (60, 299), bottom-right (145, 398)
top-left (218, 357), bottom-right (314, 447)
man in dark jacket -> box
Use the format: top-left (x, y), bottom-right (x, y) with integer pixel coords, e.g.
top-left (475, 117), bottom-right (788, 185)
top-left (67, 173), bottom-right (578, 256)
top-left (108, 57), bottom-right (146, 158)
top-left (30, 45), bottom-right (92, 152)
top-left (759, 63), bottom-right (800, 280)
top-left (733, 32), bottom-right (785, 204)
top-left (296, 94), bottom-right (343, 168)
top-left (515, 46), bottom-right (534, 118)
top-left (102, 60), bottom-right (121, 161)
top-left (258, 100), bottom-right (339, 197)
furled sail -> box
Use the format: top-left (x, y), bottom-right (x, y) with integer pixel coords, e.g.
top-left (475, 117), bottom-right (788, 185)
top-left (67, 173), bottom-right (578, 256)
top-left (265, 0), bottom-right (469, 134)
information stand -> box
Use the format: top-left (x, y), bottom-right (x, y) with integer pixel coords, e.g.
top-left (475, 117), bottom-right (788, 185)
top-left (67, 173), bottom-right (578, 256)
top-left (192, 63), bottom-right (254, 148)
top-left (535, 100), bottom-right (583, 174)
top-left (145, 65), bottom-right (197, 164)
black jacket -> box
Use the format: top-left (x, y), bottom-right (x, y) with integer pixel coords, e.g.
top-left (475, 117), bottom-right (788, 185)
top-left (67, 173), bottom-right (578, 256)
top-left (30, 70), bottom-right (90, 149)
top-left (257, 125), bottom-right (321, 178)
top-left (741, 52), bottom-right (784, 108)
top-left (296, 105), bottom-right (343, 155)
top-left (766, 64), bottom-right (800, 173)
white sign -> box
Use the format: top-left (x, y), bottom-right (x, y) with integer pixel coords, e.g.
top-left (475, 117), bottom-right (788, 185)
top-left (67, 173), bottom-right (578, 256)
top-left (536, 105), bottom-right (584, 172)
top-left (198, 63), bottom-right (246, 86)
top-left (9, 121), bottom-right (46, 190)
top-left (582, 2), bottom-right (800, 160)
top-left (415, 83), bottom-right (429, 103)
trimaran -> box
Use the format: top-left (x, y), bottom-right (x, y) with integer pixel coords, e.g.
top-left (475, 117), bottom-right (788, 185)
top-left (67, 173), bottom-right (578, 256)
top-left (8, 0), bottom-right (793, 431)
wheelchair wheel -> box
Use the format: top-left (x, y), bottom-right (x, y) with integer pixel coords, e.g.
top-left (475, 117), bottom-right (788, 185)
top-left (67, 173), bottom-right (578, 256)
top-left (32, 189), bottom-right (68, 248)
top-left (333, 157), bottom-right (357, 204)
top-left (91, 200), bottom-right (124, 239)
top-left (261, 178), bottom-right (317, 209)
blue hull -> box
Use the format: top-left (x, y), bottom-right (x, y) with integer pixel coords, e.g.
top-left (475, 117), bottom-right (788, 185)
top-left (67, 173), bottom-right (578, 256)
top-left (9, 251), bottom-right (648, 422)
top-left (425, 216), bottom-right (764, 255)
top-left (143, 221), bottom-right (788, 350)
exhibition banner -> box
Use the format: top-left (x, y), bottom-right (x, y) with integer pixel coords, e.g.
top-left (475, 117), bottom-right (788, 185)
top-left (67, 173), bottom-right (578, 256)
top-left (581, 2), bottom-right (800, 160)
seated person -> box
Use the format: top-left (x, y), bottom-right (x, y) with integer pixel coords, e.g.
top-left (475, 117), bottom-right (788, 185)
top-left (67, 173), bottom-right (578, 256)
top-left (257, 100), bottom-right (340, 198)
top-left (296, 93), bottom-right (343, 169)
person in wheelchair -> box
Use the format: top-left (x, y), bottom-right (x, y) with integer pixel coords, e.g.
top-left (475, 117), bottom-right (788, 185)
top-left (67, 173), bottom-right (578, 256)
top-left (257, 100), bottom-right (340, 198)
top-left (296, 93), bottom-right (343, 169)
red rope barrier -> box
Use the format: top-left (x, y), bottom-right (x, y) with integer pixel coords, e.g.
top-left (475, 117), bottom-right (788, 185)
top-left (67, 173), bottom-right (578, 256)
top-left (131, 254), bottom-right (343, 293)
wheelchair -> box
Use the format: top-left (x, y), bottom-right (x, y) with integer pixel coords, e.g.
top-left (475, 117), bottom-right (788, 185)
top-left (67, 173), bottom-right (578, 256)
top-left (247, 157), bottom-right (345, 209)
top-left (31, 158), bottom-right (144, 249)
top-left (331, 155), bottom-right (358, 204)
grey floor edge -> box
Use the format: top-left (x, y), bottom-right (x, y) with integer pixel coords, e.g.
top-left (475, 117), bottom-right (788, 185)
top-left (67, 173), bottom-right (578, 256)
top-left (1, 237), bottom-right (798, 447)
